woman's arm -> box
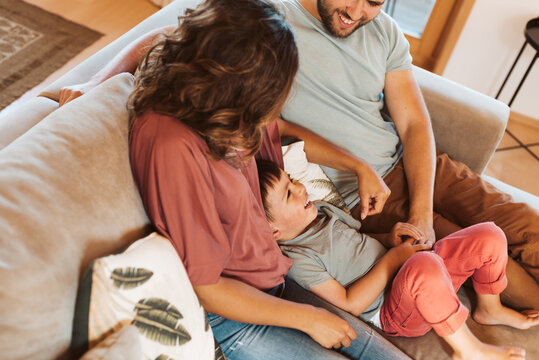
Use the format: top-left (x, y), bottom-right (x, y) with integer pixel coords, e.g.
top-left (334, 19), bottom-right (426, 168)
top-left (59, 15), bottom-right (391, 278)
top-left (194, 277), bottom-right (357, 349)
top-left (59, 25), bottom-right (176, 106)
top-left (277, 118), bottom-right (390, 220)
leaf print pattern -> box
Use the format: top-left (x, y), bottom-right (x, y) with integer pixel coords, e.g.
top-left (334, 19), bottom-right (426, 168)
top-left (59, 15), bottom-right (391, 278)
top-left (214, 338), bottom-right (227, 360)
top-left (134, 298), bottom-right (191, 346)
top-left (309, 179), bottom-right (348, 209)
top-left (110, 267), bottom-right (153, 289)
top-left (155, 355), bottom-right (175, 360)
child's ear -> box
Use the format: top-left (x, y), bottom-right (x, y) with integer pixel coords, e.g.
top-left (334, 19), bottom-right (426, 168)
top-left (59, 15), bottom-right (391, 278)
top-left (269, 223), bottom-right (283, 241)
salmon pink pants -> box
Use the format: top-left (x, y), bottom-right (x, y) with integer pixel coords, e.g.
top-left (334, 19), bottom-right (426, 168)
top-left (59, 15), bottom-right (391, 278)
top-left (380, 222), bottom-right (508, 337)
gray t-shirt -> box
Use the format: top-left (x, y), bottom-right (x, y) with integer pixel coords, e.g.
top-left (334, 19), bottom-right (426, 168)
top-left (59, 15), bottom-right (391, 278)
top-left (279, 201), bottom-right (387, 324)
top-left (278, 0), bottom-right (413, 208)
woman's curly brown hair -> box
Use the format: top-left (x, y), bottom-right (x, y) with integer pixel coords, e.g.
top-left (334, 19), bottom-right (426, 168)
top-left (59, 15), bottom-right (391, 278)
top-left (129, 0), bottom-right (298, 166)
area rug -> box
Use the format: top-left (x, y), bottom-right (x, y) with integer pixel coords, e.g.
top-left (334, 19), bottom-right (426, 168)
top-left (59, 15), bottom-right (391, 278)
top-left (0, 0), bottom-right (103, 110)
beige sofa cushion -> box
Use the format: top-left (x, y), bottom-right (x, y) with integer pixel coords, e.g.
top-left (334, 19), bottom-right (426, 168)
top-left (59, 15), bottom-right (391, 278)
top-left (0, 73), bottom-right (150, 360)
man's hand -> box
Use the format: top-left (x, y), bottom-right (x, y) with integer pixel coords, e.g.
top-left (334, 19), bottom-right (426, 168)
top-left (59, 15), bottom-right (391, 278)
top-left (387, 221), bottom-right (425, 247)
top-left (356, 164), bottom-right (390, 220)
top-left (407, 217), bottom-right (435, 246)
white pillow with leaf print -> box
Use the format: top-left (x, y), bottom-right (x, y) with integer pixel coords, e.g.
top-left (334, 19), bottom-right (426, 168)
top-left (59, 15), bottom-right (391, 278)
top-left (282, 141), bottom-right (349, 212)
top-left (77, 232), bottom-right (215, 360)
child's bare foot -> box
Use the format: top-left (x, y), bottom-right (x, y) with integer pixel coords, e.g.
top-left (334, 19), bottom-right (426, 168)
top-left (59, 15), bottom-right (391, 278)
top-left (473, 305), bottom-right (539, 330)
top-left (452, 343), bottom-right (525, 360)
top-left (444, 322), bottom-right (526, 360)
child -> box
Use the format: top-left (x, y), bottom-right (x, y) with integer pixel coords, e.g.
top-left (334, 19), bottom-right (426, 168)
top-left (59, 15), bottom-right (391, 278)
top-left (257, 159), bottom-right (539, 360)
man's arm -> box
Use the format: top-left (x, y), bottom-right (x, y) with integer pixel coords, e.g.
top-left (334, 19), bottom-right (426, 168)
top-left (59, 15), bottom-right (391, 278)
top-left (384, 69), bottom-right (436, 245)
top-left (277, 118), bottom-right (390, 219)
top-left (194, 277), bottom-right (357, 349)
top-left (59, 25), bottom-right (176, 106)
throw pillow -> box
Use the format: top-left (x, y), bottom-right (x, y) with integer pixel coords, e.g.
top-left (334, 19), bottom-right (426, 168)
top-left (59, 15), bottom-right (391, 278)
top-left (72, 232), bottom-right (221, 360)
top-left (282, 141), bottom-right (349, 212)
top-left (79, 324), bottom-right (141, 360)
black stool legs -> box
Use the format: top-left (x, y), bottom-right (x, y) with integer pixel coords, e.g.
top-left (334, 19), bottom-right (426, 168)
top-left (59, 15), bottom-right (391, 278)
top-left (495, 41), bottom-right (538, 107)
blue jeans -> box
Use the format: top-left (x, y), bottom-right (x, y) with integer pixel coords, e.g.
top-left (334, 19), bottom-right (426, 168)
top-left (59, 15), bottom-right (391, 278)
top-left (208, 277), bottom-right (410, 359)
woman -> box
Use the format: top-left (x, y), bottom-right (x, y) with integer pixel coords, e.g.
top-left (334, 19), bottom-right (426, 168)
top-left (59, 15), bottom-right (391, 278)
top-left (61, 0), bottom-right (404, 358)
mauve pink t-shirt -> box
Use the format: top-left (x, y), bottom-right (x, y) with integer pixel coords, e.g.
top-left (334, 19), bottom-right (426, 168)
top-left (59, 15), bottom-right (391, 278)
top-left (129, 112), bottom-right (292, 290)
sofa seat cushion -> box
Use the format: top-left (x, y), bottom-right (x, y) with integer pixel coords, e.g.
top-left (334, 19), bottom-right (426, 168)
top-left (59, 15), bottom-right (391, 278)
top-left (0, 73), bottom-right (150, 360)
top-left (73, 232), bottom-right (216, 360)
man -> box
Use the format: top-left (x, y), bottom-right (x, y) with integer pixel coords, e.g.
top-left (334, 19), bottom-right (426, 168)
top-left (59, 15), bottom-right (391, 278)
top-left (277, 0), bottom-right (539, 284)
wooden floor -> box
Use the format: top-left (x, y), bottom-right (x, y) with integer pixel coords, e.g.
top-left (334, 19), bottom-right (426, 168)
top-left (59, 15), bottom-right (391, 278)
top-left (6, 0), bottom-right (539, 196)
top-left (484, 121), bottom-right (539, 196)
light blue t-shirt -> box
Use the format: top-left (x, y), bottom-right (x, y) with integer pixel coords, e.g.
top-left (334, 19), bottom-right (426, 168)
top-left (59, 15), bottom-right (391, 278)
top-left (278, 0), bottom-right (413, 208)
top-left (279, 202), bottom-right (387, 325)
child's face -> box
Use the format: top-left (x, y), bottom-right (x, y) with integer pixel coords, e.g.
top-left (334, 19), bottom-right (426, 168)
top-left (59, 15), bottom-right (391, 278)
top-left (266, 169), bottom-right (318, 241)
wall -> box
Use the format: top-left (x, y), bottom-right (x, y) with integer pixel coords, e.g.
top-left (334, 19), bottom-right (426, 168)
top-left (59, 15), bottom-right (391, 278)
top-left (442, 0), bottom-right (539, 121)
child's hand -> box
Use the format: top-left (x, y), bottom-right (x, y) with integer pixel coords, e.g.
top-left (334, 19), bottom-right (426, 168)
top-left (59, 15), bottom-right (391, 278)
top-left (388, 237), bottom-right (432, 267)
top-left (388, 222), bottom-right (425, 247)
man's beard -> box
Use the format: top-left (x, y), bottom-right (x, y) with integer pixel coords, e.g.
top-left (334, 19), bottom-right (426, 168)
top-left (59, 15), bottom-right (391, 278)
top-left (317, 0), bottom-right (371, 38)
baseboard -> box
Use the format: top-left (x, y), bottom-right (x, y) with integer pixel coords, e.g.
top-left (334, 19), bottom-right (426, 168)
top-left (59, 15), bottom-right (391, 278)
top-left (509, 110), bottom-right (539, 130)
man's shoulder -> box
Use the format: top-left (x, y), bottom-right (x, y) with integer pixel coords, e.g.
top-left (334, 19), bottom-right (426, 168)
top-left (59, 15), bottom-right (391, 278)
top-left (268, 0), bottom-right (289, 12)
top-left (369, 10), bottom-right (400, 36)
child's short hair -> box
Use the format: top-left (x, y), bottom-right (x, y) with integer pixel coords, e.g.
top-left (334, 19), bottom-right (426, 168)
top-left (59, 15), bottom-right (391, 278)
top-left (256, 159), bottom-right (283, 222)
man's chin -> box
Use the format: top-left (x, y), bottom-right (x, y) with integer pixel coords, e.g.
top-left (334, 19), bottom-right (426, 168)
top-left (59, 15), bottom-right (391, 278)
top-left (327, 20), bottom-right (364, 38)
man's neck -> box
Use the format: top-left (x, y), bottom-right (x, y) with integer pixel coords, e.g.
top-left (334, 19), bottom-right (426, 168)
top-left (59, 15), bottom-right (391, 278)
top-left (298, 0), bottom-right (321, 21)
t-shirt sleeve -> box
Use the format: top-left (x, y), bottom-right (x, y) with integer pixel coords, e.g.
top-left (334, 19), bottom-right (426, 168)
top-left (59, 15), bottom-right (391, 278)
top-left (385, 16), bottom-right (413, 73)
top-left (281, 249), bottom-right (333, 290)
top-left (134, 135), bottom-right (230, 287)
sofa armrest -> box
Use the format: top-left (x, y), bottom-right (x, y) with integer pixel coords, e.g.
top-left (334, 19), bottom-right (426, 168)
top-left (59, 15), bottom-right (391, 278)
top-left (482, 175), bottom-right (539, 211)
top-left (0, 97), bottom-right (58, 151)
top-left (413, 66), bottom-right (510, 174)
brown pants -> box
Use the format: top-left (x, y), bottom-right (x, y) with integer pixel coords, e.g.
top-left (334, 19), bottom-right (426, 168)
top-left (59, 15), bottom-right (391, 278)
top-left (352, 153), bottom-right (539, 281)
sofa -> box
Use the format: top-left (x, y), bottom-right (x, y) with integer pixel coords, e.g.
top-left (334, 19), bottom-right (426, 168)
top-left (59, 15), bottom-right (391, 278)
top-left (0, 1), bottom-right (538, 359)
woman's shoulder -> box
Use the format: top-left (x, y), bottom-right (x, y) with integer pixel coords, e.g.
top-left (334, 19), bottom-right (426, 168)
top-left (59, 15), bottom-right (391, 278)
top-left (132, 111), bottom-right (207, 152)
top-left (129, 111), bottom-right (214, 176)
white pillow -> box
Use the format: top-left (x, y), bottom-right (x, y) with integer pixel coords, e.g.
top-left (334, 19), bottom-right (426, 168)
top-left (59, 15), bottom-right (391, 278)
top-left (79, 324), bottom-right (141, 360)
top-left (75, 233), bottom-right (215, 360)
top-left (282, 141), bottom-right (349, 212)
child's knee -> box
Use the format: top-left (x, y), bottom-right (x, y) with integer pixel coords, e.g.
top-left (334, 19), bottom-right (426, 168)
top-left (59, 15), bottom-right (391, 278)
top-left (472, 222), bottom-right (507, 255)
top-left (401, 252), bottom-right (447, 288)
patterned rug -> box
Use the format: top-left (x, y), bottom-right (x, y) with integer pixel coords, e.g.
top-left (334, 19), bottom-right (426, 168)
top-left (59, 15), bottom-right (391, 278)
top-left (0, 0), bottom-right (103, 110)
